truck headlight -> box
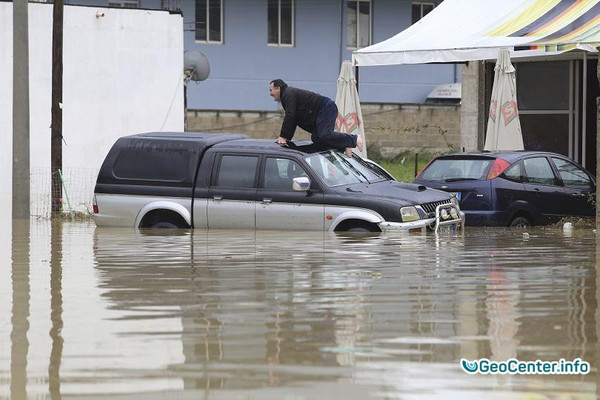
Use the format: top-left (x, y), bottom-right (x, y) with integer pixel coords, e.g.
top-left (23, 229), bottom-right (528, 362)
top-left (450, 197), bottom-right (459, 207)
top-left (450, 207), bottom-right (458, 219)
top-left (400, 206), bottom-right (420, 222)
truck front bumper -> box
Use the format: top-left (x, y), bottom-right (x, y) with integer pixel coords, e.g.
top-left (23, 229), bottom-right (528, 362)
top-left (379, 204), bottom-right (465, 233)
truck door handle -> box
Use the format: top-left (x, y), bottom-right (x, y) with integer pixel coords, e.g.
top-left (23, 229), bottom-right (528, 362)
top-left (213, 195), bottom-right (223, 201)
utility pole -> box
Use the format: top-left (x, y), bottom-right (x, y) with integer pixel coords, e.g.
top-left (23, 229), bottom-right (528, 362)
top-left (51, 0), bottom-right (64, 215)
top-left (596, 49), bottom-right (600, 230)
top-left (13, 0), bottom-right (30, 220)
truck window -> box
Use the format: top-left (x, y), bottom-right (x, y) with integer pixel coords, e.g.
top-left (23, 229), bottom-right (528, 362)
top-left (113, 147), bottom-right (189, 182)
top-left (263, 158), bottom-right (307, 190)
top-left (215, 155), bottom-right (259, 188)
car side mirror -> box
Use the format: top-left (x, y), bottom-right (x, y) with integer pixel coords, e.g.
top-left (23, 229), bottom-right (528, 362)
top-left (293, 177), bottom-right (310, 191)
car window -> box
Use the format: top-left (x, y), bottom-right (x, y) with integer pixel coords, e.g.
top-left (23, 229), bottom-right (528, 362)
top-left (344, 156), bottom-right (389, 182)
top-left (552, 157), bottom-right (593, 190)
top-left (263, 158), bottom-right (307, 190)
top-left (503, 163), bottom-right (523, 182)
top-left (305, 152), bottom-right (367, 187)
top-left (215, 155), bottom-right (258, 188)
top-left (523, 157), bottom-right (557, 186)
top-left (418, 158), bottom-right (493, 182)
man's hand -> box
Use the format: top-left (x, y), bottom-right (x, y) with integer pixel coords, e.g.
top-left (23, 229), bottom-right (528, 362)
top-left (276, 137), bottom-right (289, 145)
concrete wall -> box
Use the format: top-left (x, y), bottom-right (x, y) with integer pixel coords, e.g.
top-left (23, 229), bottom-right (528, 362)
top-left (1, 3), bottom-right (184, 215)
top-left (460, 61), bottom-right (486, 151)
top-left (186, 103), bottom-right (461, 157)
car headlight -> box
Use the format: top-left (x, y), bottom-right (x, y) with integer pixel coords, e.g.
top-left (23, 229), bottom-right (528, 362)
top-left (400, 206), bottom-right (420, 222)
top-left (450, 196), bottom-right (459, 207)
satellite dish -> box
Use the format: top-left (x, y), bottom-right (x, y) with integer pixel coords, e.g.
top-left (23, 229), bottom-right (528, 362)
top-left (184, 51), bottom-right (210, 83)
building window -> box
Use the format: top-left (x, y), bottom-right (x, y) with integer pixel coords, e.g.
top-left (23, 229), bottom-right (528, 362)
top-left (347, 0), bottom-right (371, 49)
top-left (108, 0), bottom-right (139, 7)
top-left (195, 0), bottom-right (223, 43)
top-left (268, 0), bottom-right (294, 46)
top-left (412, 2), bottom-right (435, 24)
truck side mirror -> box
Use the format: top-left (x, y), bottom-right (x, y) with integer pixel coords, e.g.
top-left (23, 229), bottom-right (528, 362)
top-left (293, 177), bottom-right (310, 191)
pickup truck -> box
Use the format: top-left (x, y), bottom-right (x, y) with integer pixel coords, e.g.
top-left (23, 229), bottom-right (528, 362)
top-left (93, 132), bottom-right (463, 232)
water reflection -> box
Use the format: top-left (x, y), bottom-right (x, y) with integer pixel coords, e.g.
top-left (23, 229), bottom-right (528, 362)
top-left (11, 219), bottom-right (29, 400)
top-left (49, 220), bottom-right (63, 400)
top-left (1, 222), bottom-right (598, 398)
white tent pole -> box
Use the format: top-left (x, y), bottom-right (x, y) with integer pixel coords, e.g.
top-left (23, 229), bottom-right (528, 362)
top-left (583, 51), bottom-right (588, 168)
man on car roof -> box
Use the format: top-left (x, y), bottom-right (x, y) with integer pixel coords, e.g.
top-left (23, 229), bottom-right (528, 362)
top-left (269, 79), bottom-right (364, 157)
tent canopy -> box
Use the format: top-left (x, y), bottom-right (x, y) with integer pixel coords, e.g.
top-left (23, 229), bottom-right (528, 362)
top-left (353, 0), bottom-right (600, 66)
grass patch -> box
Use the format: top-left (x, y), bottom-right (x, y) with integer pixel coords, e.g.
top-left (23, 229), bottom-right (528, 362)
top-left (369, 152), bottom-right (437, 182)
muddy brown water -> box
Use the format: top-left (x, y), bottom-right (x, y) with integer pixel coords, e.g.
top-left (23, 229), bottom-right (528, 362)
top-left (1, 220), bottom-right (597, 399)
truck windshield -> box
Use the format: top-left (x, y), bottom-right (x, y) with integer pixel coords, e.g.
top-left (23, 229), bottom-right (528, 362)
top-left (304, 151), bottom-right (388, 187)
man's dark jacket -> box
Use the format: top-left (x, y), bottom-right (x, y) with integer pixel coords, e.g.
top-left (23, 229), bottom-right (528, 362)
top-left (279, 85), bottom-right (324, 140)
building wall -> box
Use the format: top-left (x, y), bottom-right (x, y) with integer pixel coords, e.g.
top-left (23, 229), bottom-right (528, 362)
top-left (182, 0), bottom-right (457, 111)
top-left (71, 1), bottom-right (459, 112)
top-left (186, 103), bottom-right (461, 157)
top-left (0, 3), bottom-right (184, 215)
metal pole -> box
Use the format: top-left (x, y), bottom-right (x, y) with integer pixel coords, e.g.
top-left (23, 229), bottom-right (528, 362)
top-left (569, 60), bottom-right (575, 160)
top-left (13, 0), bottom-right (30, 220)
top-left (582, 51), bottom-right (588, 168)
top-left (339, 0), bottom-right (344, 68)
top-left (51, 0), bottom-right (64, 215)
top-left (355, 65), bottom-right (359, 95)
top-left (596, 48), bottom-right (600, 230)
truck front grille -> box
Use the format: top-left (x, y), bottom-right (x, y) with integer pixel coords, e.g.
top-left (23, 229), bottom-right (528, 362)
top-left (420, 200), bottom-right (452, 216)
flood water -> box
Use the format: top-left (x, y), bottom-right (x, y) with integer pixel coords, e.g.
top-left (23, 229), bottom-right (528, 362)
top-left (0, 220), bottom-right (598, 399)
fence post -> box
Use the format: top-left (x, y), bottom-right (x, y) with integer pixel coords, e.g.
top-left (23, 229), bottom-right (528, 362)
top-left (414, 153), bottom-right (419, 177)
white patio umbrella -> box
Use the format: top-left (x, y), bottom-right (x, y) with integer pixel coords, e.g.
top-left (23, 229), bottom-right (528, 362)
top-left (484, 48), bottom-right (524, 151)
top-left (335, 60), bottom-right (367, 158)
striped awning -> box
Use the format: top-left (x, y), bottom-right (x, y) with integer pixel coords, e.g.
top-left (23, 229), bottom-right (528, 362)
top-left (353, 0), bottom-right (600, 66)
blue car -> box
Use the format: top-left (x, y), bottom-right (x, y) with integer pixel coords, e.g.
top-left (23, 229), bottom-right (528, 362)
top-left (413, 151), bottom-right (596, 226)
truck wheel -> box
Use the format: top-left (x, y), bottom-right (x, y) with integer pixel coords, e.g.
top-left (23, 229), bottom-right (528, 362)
top-left (347, 226), bottom-right (370, 232)
top-left (140, 210), bottom-right (189, 229)
top-left (151, 221), bottom-right (179, 229)
top-left (336, 220), bottom-right (380, 233)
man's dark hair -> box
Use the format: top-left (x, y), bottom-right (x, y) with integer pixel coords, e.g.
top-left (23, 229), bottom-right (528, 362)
top-left (270, 79), bottom-right (287, 89)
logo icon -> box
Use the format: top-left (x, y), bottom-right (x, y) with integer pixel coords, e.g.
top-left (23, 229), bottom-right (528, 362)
top-left (461, 358), bottom-right (478, 374)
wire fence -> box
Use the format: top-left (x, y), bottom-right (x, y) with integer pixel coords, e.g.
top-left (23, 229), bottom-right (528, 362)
top-left (30, 167), bottom-right (98, 219)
